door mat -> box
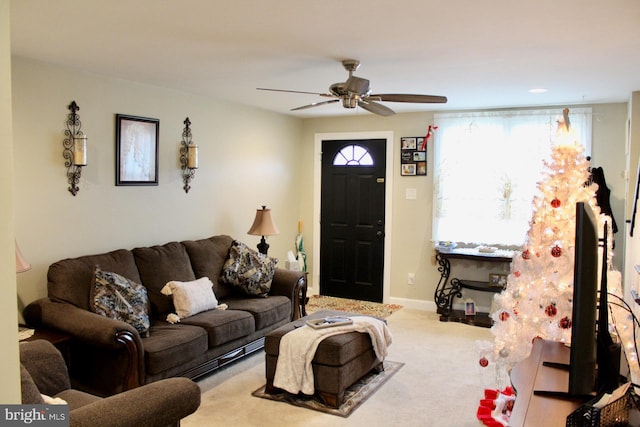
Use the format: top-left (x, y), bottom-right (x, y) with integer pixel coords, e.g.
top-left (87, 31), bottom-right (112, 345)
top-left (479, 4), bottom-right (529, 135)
top-left (251, 360), bottom-right (404, 417)
top-left (305, 295), bottom-right (403, 319)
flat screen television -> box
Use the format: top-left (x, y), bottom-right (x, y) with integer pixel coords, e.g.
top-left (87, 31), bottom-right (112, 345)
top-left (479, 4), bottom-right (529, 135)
top-left (535, 202), bottom-right (619, 400)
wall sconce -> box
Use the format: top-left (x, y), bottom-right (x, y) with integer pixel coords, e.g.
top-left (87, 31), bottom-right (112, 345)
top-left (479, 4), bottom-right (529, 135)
top-left (247, 205), bottom-right (280, 255)
top-left (62, 101), bottom-right (87, 196)
top-left (179, 117), bottom-right (198, 193)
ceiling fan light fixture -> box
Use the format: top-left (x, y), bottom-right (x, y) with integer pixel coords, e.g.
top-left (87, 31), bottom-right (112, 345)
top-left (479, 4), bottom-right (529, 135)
top-left (257, 59), bottom-right (447, 115)
top-left (342, 97), bottom-right (358, 109)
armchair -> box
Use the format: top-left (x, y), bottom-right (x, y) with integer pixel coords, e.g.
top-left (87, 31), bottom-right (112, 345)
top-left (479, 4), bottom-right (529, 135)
top-left (20, 339), bottom-right (201, 427)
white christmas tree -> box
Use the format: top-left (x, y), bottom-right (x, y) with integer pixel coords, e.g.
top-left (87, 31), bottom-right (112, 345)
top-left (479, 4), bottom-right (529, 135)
top-left (478, 109), bottom-right (603, 379)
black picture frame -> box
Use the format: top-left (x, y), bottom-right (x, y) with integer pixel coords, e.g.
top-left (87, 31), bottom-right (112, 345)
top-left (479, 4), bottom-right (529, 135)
top-left (400, 136), bottom-right (427, 176)
top-left (115, 114), bottom-right (159, 186)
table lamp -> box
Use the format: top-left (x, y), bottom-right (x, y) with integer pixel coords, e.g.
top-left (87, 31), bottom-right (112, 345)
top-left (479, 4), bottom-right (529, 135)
top-left (247, 205), bottom-right (280, 255)
top-left (15, 241), bottom-right (31, 273)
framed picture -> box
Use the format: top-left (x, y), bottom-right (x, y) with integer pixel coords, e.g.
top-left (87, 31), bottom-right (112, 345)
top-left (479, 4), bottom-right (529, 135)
top-left (465, 299), bottom-right (476, 316)
top-left (116, 114), bottom-right (159, 186)
top-left (489, 273), bottom-right (508, 288)
top-left (400, 136), bottom-right (427, 176)
top-left (401, 163), bottom-right (416, 176)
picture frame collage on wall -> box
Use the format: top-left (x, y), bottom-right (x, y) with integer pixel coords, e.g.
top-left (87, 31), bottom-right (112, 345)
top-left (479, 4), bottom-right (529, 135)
top-left (400, 136), bottom-right (427, 176)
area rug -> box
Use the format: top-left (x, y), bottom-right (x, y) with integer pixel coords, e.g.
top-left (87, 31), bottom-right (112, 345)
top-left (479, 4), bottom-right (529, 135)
top-left (305, 295), bottom-right (402, 319)
top-left (251, 360), bottom-right (404, 417)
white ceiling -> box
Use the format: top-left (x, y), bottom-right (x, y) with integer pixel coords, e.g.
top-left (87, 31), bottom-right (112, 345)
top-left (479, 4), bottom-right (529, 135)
top-left (10, 0), bottom-right (640, 118)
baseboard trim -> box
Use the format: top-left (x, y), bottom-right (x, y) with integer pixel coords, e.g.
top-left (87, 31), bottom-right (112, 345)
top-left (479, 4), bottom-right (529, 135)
top-left (387, 297), bottom-right (436, 312)
top-left (387, 297), bottom-right (491, 314)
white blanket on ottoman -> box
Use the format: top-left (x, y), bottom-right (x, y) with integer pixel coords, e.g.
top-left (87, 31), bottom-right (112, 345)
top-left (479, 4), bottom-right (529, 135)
top-left (273, 316), bottom-right (392, 395)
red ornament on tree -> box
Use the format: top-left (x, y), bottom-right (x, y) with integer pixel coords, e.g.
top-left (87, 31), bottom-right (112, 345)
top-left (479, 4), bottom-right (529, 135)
top-left (522, 250), bottom-right (531, 260)
top-left (559, 316), bottom-right (572, 329)
top-left (551, 245), bottom-right (562, 258)
top-left (545, 303), bottom-right (557, 317)
top-left (479, 357), bottom-right (489, 367)
top-left (499, 311), bottom-right (510, 321)
top-left (551, 198), bottom-right (562, 208)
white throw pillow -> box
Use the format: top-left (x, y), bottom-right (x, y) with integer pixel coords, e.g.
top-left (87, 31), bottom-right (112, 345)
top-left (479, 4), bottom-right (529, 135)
top-left (41, 394), bottom-right (67, 405)
top-left (161, 277), bottom-right (218, 319)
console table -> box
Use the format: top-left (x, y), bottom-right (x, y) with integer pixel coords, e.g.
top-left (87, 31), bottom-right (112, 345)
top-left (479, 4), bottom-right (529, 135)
top-left (434, 248), bottom-right (512, 327)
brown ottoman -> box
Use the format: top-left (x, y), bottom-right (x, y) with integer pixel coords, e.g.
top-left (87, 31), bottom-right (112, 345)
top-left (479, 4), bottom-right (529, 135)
top-left (264, 310), bottom-right (384, 408)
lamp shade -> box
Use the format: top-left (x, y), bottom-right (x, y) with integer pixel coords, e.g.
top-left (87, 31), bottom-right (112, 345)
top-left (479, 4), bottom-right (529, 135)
top-left (15, 241), bottom-right (32, 273)
top-left (247, 206), bottom-right (280, 236)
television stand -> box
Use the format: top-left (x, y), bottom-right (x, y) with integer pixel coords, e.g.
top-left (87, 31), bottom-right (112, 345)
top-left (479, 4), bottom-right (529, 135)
top-left (532, 390), bottom-right (594, 402)
top-left (541, 361), bottom-right (570, 371)
top-left (509, 339), bottom-right (581, 426)
top-left (533, 361), bottom-right (594, 401)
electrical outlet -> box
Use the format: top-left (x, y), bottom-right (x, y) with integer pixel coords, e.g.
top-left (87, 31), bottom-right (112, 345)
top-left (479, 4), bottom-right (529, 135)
top-left (407, 273), bottom-right (415, 285)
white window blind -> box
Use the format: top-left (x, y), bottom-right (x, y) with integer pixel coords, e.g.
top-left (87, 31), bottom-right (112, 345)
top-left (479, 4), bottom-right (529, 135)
top-left (432, 108), bottom-right (592, 247)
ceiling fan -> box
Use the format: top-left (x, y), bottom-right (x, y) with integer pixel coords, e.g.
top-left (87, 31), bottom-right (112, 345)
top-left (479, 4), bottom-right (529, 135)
top-left (257, 59), bottom-right (447, 116)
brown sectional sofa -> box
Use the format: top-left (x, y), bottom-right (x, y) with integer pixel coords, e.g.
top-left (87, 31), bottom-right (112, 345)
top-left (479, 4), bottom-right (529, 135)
top-left (24, 235), bottom-right (305, 397)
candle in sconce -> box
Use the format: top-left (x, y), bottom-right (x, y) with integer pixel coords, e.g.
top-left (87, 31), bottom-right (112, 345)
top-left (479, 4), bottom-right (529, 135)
top-left (73, 135), bottom-right (87, 166)
top-left (298, 220), bottom-right (303, 233)
top-left (187, 143), bottom-right (199, 169)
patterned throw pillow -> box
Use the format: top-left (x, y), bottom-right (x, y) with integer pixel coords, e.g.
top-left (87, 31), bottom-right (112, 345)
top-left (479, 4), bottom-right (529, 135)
top-left (90, 267), bottom-right (150, 337)
top-left (221, 240), bottom-right (277, 297)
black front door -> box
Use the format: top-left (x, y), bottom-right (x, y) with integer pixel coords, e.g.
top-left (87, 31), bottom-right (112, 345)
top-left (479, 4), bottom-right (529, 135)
top-left (320, 139), bottom-right (386, 302)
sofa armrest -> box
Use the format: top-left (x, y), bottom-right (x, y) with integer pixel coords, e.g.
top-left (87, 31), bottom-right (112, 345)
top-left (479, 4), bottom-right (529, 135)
top-left (23, 298), bottom-right (144, 392)
top-left (69, 377), bottom-right (201, 427)
top-left (20, 340), bottom-right (71, 396)
top-left (24, 298), bottom-right (141, 348)
top-left (269, 269), bottom-right (306, 319)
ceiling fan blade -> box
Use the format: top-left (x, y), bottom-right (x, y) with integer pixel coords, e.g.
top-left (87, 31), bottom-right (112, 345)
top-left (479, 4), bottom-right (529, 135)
top-left (370, 94), bottom-right (448, 104)
top-left (291, 99), bottom-right (340, 111)
top-left (257, 87), bottom-right (335, 98)
top-left (344, 76), bottom-right (370, 95)
top-left (358, 100), bottom-right (395, 116)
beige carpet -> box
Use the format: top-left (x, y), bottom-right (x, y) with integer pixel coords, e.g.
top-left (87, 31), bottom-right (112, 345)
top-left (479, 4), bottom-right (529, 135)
top-left (183, 309), bottom-right (494, 427)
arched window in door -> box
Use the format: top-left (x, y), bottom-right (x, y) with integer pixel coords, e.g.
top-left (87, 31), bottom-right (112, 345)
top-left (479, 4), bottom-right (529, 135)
top-left (333, 144), bottom-right (374, 166)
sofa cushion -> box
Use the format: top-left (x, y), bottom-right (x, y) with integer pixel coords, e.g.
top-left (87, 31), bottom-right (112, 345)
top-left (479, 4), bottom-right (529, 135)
top-left (182, 235), bottom-right (235, 299)
top-left (161, 277), bottom-right (218, 319)
top-left (179, 309), bottom-right (255, 347)
top-left (221, 240), bottom-right (276, 297)
top-left (133, 242), bottom-right (196, 316)
top-left (142, 323), bottom-right (208, 375)
top-left (47, 249), bottom-right (141, 311)
top-left (90, 267), bottom-right (151, 336)
top-left (224, 296), bottom-right (291, 330)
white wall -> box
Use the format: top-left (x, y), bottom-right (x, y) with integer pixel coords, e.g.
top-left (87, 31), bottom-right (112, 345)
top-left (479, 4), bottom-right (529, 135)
top-left (11, 56), bottom-right (304, 317)
top-left (0, 0), bottom-right (21, 404)
top-left (301, 104), bottom-right (629, 310)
